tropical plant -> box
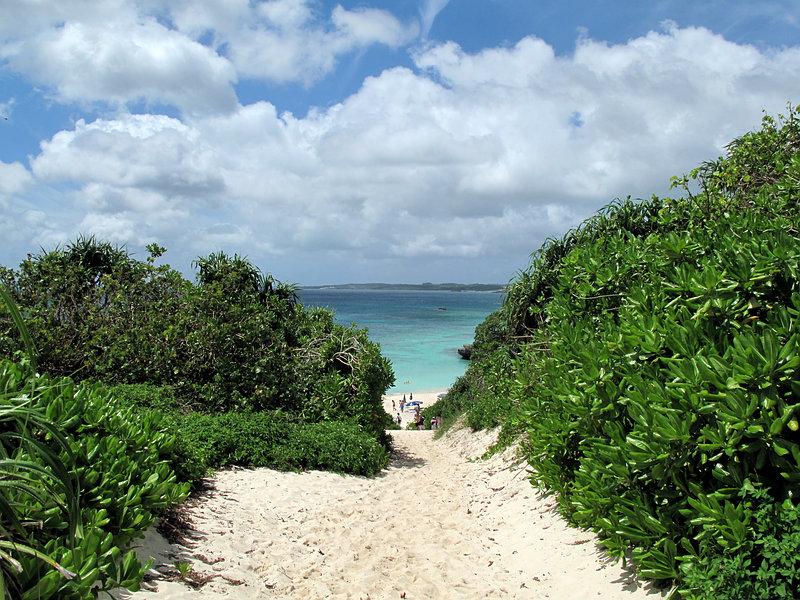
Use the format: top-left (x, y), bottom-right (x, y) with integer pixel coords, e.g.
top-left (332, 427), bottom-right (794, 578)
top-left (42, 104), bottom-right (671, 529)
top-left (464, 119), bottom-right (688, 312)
top-left (1, 284), bottom-right (190, 598)
top-left (0, 238), bottom-right (396, 509)
top-left (0, 360), bottom-right (190, 599)
top-left (0, 398), bottom-right (79, 599)
top-left (447, 105), bottom-right (800, 595)
top-left (0, 243), bottom-right (393, 424)
top-left (0, 286), bottom-right (80, 598)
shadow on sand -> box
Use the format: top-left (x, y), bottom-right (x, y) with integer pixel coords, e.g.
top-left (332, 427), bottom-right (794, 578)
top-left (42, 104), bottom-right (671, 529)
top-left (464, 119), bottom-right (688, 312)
top-left (385, 444), bottom-right (427, 471)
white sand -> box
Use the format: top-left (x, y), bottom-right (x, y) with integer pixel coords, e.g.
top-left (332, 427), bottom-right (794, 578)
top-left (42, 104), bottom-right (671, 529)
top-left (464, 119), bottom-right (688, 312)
top-left (114, 391), bottom-right (669, 599)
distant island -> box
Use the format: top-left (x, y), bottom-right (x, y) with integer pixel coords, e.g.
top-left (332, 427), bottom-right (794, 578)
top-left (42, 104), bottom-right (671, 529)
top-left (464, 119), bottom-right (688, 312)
top-left (300, 283), bottom-right (506, 292)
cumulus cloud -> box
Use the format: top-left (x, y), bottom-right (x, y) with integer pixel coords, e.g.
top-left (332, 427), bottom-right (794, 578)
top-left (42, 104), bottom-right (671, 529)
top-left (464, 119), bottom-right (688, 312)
top-left (412, 26), bottom-right (800, 203)
top-left (0, 0), bottom-right (129, 39)
top-left (214, 3), bottom-right (417, 85)
top-left (0, 0), bottom-right (415, 114)
top-left (165, 0), bottom-right (417, 86)
top-left (332, 6), bottom-right (418, 48)
top-left (14, 23), bottom-right (800, 281)
top-left (32, 115), bottom-right (224, 197)
top-left (3, 19), bottom-right (237, 114)
top-left (0, 160), bottom-right (56, 254)
top-left (0, 161), bottom-right (32, 196)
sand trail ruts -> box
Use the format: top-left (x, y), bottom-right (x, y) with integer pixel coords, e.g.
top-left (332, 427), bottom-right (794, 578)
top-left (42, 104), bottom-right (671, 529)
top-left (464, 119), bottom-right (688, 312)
top-left (116, 426), bottom-right (667, 599)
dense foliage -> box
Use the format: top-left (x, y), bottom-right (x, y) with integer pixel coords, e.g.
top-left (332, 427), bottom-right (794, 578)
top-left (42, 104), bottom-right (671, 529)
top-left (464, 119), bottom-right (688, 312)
top-left (0, 244), bottom-right (393, 427)
top-left (0, 243), bottom-right (395, 597)
top-left (0, 359), bottom-right (189, 599)
top-left (0, 243), bottom-right (393, 439)
top-left (174, 411), bottom-right (389, 477)
top-left (440, 106), bottom-right (800, 596)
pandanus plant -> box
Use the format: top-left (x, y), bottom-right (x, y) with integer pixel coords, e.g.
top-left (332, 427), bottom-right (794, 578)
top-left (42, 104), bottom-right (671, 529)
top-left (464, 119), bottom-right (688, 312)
top-left (0, 286), bottom-right (79, 598)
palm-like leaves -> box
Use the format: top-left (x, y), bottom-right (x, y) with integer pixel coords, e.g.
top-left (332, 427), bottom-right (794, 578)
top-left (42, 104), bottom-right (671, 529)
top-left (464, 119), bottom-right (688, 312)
top-left (0, 288), bottom-right (36, 371)
top-left (194, 251), bottom-right (299, 311)
top-left (0, 287), bottom-right (78, 597)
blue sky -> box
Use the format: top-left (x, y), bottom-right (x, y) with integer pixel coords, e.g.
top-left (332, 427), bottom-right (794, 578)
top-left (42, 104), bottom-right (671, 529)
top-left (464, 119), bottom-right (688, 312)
top-left (1, 1), bottom-right (799, 285)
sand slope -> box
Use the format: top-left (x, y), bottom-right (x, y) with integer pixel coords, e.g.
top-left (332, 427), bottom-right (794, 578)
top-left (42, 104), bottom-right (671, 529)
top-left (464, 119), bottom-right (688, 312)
top-left (115, 406), bottom-right (668, 599)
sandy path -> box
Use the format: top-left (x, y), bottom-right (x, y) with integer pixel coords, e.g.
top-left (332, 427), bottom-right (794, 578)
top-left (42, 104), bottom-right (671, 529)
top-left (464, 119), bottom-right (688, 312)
top-left (116, 414), bottom-right (668, 599)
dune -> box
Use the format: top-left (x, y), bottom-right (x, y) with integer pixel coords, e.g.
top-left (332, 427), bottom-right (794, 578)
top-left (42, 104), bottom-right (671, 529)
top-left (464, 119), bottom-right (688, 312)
top-left (113, 390), bottom-right (669, 599)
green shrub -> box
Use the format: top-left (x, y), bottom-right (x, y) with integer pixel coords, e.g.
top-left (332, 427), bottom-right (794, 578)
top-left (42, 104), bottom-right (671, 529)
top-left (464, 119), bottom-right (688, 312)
top-left (682, 486), bottom-right (800, 599)
top-left (277, 421), bottom-right (390, 476)
top-left (448, 105), bottom-right (800, 595)
top-left (104, 382), bottom-right (181, 413)
top-left (0, 245), bottom-right (394, 439)
top-left (423, 335), bottom-right (516, 434)
top-left (0, 359), bottom-right (189, 599)
top-left (510, 207), bottom-right (800, 579)
top-left (175, 411), bottom-right (293, 471)
top-left (173, 411), bottom-right (389, 478)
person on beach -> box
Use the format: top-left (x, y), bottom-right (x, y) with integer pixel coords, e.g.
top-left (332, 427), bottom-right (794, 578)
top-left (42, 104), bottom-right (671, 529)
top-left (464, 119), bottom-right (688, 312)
top-left (392, 398), bottom-right (396, 411)
top-left (396, 413), bottom-right (402, 425)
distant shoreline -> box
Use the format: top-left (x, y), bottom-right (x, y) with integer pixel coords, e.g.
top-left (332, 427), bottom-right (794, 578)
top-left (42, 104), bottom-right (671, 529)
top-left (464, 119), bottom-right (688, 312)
top-left (300, 283), bottom-right (505, 292)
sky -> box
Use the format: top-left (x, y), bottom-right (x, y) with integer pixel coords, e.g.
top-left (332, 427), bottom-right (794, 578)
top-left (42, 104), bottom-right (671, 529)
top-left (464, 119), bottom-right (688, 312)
top-left (1, 1), bottom-right (799, 285)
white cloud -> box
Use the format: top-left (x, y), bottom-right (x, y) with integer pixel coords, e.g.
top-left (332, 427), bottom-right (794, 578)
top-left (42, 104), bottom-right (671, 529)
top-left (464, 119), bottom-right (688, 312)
top-left (411, 26), bottom-right (800, 203)
top-left (165, 0), bottom-right (416, 86)
top-left (419, 0), bottom-right (451, 39)
top-left (4, 19), bottom-right (237, 114)
top-left (219, 3), bottom-right (417, 85)
top-left (0, 0), bottom-right (414, 114)
top-left (0, 0), bottom-right (131, 39)
top-left (0, 161), bottom-right (57, 252)
top-left (0, 161), bottom-right (32, 196)
top-left (32, 115), bottom-right (223, 197)
top-left (15, 24), bottom-right (800, 281)
top-left (256, 0), bottom-right (315, 30)
top-left (332, 5), bottom-right (417, 47)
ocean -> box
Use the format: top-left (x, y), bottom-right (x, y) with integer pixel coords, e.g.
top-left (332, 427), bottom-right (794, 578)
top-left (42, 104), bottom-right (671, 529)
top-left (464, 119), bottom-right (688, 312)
top-left (298, 289), bottom-right (504, 394)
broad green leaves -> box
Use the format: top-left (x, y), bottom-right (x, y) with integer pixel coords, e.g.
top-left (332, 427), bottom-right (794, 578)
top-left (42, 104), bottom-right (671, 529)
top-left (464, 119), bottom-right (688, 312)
top-left (457, 106), bottom-right (800, 595)
top-left (0, 360), bottom-right (188, 599)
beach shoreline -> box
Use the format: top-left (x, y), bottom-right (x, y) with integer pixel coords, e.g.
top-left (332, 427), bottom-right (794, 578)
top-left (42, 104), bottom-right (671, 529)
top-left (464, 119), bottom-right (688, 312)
top-left (382, 389), bottom-right (447, 428)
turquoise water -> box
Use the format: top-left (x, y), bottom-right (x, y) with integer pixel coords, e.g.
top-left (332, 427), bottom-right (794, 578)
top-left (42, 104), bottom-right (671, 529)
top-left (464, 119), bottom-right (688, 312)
top-left (298, 289), bottom-right (504, 393)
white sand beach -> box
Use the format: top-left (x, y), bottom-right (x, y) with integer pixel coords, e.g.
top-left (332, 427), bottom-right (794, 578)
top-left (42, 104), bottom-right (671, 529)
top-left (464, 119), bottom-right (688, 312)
top-left (115, 390), bottom-right (669, 599)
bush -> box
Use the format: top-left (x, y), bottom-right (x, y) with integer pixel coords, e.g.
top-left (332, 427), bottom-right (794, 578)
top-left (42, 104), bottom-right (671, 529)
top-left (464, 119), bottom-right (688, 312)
top-left (448, 105), bottom-right (800, 595)
top-left (103, 382), bottom-right (182, 413)
top-left (0, 359), bottom-right (189, 598)
top-left (423, 322), bottom-right (516, 433)
top-left (172, 411), bottom-right (389, 478)
top-left (683, 486), bottom-right (800, 599)
top-left (277, 421), bottom-right (390, 476)
top-left (0, 245), bottom-right (394, 438)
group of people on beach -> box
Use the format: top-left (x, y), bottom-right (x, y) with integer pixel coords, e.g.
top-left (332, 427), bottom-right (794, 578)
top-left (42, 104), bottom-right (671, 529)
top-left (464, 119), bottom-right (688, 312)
top-left (392, 392), bottom-right (413, 414)
top-left (391, 393), bottom-right (442, 430)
